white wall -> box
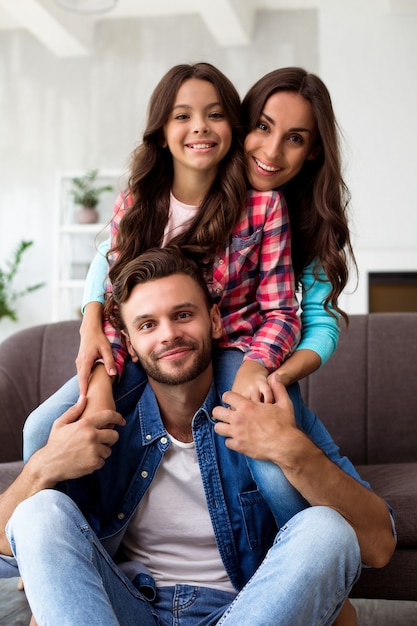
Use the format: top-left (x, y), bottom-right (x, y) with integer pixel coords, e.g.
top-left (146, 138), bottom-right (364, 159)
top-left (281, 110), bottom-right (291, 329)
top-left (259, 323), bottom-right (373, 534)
top-left (0, 0), bottom-right (416, 340)
top-left (318, 0), bottom-right (417, 313)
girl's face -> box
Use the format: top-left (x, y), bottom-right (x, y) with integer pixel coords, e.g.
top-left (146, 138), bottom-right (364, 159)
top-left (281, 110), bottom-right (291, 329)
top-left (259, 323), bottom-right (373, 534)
top-left (244, 91), bottom-right (320, 192)
top-left (163, 78), bottom-right (233, 182)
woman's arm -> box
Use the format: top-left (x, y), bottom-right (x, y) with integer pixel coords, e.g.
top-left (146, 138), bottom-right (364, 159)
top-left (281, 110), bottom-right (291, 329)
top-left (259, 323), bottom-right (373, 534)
top-left (274, 260), bottom-right (340, 386)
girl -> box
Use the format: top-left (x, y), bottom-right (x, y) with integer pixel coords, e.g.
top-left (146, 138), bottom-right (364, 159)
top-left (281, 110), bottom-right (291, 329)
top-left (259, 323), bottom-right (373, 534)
top-left (23, 62), bottom-right (299, 456)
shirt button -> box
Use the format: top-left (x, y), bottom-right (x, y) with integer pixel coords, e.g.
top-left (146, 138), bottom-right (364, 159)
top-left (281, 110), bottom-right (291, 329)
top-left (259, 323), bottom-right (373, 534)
top-left (145, 434), bottom-right (151, 440)
top-left (218, 259), bottom-right (224, 265)
top-left (141, 470), bottom-right (149, 479)
top-left (215, 288), bottom-right (222, 294)
top-left (160, 437), bottom-right (168, 445)
top-left (117, 512), bottom-right (125, 520)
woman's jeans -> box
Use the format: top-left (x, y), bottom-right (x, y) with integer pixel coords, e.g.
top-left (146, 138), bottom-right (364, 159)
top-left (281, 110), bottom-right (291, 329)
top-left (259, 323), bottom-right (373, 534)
top-left (23, 350), bottom-right (308, 529)
top-left (5, 490), bottom-right (361, 625)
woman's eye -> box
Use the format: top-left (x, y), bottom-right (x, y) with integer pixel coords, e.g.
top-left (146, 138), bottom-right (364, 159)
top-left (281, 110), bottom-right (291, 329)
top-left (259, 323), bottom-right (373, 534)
top-left (289, 134), bottom-right (304, 144)
top-left (256, 122), bottom-right (269, 132)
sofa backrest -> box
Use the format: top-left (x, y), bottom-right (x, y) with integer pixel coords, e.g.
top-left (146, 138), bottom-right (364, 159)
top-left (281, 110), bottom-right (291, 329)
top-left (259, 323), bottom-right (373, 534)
top-left (0, 320), bottom-right (80, 462)
top-left (299, 313), bottom-right (417, 465)
top-left (1, 313), bottom-right (417, 466)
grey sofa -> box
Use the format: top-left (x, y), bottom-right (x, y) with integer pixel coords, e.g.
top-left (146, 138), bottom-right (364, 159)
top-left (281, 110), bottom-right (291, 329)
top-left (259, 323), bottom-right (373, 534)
top-left (0, 314), bottom-right (416, 601)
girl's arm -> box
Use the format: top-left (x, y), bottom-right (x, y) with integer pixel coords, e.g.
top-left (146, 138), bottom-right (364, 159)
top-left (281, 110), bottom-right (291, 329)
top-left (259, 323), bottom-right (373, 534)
top-left (273, 260), bottom-right (340, 387)
top-left (77, 239), bottom-right (116, 396)
top-left (77, 191), bottom-right (131, 398)
top-left (231, 191), bottom-right (301, 401)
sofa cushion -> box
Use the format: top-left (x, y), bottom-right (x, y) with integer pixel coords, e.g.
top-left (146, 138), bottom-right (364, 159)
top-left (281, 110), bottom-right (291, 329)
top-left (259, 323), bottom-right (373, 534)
top-left (357, 463), bottom-right (417, 547)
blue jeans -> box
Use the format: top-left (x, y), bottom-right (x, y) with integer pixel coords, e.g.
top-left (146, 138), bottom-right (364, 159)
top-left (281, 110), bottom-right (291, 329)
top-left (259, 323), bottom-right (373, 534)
top-left (215, 349), bottom-right (309, 528)
top-left (5, 490), bottom-right (361, 625)
top-left (24, 350), bottom-right (308, 528)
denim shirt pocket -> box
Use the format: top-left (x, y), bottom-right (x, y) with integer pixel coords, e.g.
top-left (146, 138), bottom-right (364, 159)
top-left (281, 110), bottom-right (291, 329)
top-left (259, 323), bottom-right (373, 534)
top-left (239, 489), bottom-right (276, 551)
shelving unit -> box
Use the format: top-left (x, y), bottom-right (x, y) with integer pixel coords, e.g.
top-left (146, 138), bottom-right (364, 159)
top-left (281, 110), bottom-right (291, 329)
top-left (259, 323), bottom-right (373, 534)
top-left (52, 169), bottom-right (126, 321)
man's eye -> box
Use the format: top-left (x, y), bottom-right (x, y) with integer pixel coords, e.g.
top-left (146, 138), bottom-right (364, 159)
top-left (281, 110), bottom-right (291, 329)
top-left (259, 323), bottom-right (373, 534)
top-left (140, 322), bottom-right (154, 331)
top-left (177, 312), bottom-right (191, 320)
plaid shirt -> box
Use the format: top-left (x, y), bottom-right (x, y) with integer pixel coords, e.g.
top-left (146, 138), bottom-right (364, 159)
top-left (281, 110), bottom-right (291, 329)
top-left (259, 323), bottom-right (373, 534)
top-left (104, 189), bottom-right (300, 376)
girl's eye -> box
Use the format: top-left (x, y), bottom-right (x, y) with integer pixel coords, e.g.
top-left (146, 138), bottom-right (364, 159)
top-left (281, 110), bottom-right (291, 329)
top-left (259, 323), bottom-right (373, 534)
top-left (174, 114), bottom-right (189, 121)
top-left (209, 111), bottom-right (225, 119)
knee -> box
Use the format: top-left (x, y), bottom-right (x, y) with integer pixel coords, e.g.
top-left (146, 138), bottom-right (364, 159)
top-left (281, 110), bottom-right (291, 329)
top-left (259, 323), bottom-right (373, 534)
top-left (302, 507), bottom-right (361, 574)
top-left (8, 490), bottom-right (79, 554)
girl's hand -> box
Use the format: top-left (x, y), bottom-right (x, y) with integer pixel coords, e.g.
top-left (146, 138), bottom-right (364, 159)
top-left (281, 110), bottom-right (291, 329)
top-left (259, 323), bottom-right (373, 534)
top-left (76, 302), bottom-right (117, 395)
top-left (231, 361), bottom-right (273, 403)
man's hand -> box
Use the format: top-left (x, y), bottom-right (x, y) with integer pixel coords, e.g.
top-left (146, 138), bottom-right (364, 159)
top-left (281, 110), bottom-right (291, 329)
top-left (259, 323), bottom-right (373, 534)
top-left (213, 376), bottom-right (297, 461)
top-left (39, 395), bottom-right (125, 485)
top-left (0, 397), bottom-right (125, 556)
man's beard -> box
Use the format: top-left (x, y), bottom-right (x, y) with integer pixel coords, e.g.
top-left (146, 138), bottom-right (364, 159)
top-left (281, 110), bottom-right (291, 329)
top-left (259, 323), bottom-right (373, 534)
top-left (134, 337), bottom-right (212, 386)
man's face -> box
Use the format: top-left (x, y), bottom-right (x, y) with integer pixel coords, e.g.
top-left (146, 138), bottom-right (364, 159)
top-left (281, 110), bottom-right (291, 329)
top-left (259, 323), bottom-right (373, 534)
top-left (121, 273), bottom-right (222, 386)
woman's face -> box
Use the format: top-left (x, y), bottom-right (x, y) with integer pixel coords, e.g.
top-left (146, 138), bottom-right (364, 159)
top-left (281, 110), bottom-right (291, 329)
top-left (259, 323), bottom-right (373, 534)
top-left (244, 91), bottom-right (320, 192)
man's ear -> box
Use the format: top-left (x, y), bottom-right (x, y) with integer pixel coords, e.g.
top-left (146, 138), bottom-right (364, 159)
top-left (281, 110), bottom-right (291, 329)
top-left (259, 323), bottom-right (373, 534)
top-left (210, 304), bottom-right (223, 339)
top-left (306, 144), bottom-right (321, 161)
top-left (121, 330), bottom-right (139, 363)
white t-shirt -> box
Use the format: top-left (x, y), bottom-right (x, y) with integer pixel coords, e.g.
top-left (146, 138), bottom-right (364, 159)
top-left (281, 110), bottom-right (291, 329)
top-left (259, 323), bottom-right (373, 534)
top-left (162, 192), bottom-right (198, 246)
top-left (122, 434), bottom-right (235, 593)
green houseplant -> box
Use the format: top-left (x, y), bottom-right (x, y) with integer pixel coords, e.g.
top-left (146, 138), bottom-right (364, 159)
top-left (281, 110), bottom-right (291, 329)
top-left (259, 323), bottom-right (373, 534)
top-left (0, 240), bottom-right (45, 322)
top-left (70, 169), bottom-right (114, 224)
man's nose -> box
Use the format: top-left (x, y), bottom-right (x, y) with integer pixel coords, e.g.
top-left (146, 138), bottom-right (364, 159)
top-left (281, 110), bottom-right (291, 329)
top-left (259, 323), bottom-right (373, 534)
top-left (160, 320), bottom-right (181, 342)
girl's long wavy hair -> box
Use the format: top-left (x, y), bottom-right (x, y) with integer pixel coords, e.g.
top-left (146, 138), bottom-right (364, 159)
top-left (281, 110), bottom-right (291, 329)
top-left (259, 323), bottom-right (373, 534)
top-left (241, 67), bottom-right (356, 322)
top-left (107, 63), bottom-right (246, 293)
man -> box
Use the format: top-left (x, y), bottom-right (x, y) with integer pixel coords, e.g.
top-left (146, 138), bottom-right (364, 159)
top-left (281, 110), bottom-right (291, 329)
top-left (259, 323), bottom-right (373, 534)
top-left (0, 248), bottom-right (395, 625)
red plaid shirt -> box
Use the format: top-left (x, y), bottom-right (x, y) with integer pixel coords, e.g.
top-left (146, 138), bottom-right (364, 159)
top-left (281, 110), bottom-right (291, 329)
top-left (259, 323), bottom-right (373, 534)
top-left (104, 189), bottom-right (300, 376)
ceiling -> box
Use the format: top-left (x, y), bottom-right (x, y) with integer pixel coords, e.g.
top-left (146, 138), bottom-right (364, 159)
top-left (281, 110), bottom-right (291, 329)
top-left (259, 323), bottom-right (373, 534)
top-left (0, 0), bottom-right (414, 57)
top-left (0, 0), bottom-right (320, 56)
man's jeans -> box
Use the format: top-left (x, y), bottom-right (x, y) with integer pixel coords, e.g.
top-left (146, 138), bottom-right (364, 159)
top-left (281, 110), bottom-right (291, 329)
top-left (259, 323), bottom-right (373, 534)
top-left (5, 490), bottom-right (361, 626)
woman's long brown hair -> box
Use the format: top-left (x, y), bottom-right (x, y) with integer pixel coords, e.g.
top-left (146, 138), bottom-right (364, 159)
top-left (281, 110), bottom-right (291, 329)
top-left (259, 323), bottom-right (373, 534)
top-left (241, 67), bottom-right (356, 322)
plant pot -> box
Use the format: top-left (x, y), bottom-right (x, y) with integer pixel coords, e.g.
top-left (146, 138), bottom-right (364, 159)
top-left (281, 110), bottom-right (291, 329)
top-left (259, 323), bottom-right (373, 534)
top-left (76, 207), bottom-right (99, 224)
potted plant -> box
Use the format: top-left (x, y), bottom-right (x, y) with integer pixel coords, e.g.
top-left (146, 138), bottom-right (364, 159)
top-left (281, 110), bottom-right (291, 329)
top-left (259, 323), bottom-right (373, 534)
top-left (0, 240), bottom-right (45, 322)
top-left (70, 169), bottom-right (114, 224)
